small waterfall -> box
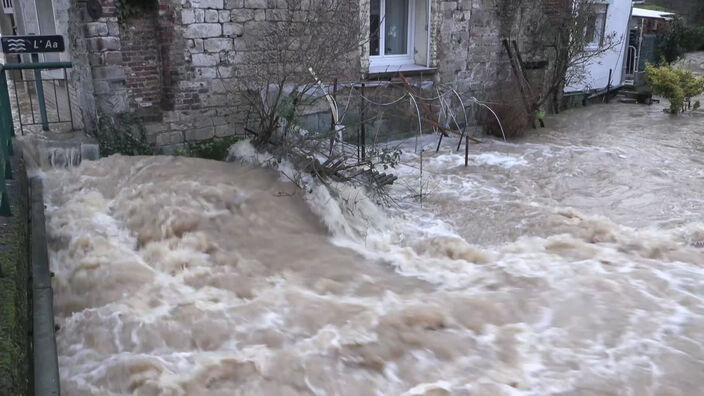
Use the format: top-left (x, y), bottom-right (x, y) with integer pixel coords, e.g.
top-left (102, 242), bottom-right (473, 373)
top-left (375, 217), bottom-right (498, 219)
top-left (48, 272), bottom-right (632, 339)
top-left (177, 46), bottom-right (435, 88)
top-left (15, 136), bottom-right (99, 174)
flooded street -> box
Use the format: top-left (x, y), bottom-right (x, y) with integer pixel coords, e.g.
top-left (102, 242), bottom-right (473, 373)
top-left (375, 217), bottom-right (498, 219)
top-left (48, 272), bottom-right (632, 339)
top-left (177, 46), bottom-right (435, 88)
top-left (42, 63), bottom-right (704, 394)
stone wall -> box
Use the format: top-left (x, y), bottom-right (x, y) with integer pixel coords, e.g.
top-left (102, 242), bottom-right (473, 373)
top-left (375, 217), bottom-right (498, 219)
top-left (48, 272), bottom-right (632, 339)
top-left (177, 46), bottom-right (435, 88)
top-left (73, 0), bottom-right (555, 148)
top-left (435, 0), bottom-right (554, 100)
top-left (84, 0), bottom-right (128, 115)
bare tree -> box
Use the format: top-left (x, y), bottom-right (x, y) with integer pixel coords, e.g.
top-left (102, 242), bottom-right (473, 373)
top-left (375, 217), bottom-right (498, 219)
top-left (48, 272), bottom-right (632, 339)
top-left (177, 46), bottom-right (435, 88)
top-left (499, 0), bottom-right (623, 115)
top-left (242, 0), bottom-right (362, 147)
top-left (235, 0), bottom-right (403, 196)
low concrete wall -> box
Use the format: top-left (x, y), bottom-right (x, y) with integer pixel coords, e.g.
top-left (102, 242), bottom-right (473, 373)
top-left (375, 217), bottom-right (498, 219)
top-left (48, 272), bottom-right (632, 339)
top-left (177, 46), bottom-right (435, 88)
top-left (0, 154), bottom-right (31, 395)
top-left (29, 177), bottom-right (60, 396)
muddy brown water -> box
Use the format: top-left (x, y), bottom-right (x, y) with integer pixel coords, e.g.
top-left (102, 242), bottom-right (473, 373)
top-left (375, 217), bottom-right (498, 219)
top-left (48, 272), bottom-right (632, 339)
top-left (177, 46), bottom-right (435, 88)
top-left (43, 58), bottom-right (704, 395)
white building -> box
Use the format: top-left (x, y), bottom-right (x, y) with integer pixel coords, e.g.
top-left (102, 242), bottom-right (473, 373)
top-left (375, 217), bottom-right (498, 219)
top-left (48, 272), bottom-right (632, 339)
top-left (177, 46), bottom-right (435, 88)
top-left (565, 0), bottom-right (633, 94)
top-left (624, 7), bottom-right (675, 85)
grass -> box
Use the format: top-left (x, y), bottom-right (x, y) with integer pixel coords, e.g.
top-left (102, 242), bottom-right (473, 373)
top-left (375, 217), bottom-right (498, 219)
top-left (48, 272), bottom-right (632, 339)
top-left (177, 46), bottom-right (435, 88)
top-left (0, 157), bottom-right (30, 396)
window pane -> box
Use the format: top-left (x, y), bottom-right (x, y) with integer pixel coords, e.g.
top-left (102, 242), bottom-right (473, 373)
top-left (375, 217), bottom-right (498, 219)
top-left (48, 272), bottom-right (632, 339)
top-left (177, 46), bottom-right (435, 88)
top-left (585, 15), bottom-right (597, 44)
top-left (585, 5), bottom-right (607, 47)
top-left (370, 0), bottom-right (381, 56)
top-left (385, 0), bottom-right (408, 55)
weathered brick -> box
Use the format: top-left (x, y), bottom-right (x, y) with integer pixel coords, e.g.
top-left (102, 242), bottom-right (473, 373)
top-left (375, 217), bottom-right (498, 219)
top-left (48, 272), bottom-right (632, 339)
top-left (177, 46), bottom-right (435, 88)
top-left (219, 10), bottom-right (231, 22)
top-left (230, 9), bottom-right (254, 22)
top-left (266, 9), bottom-right (288, 21)
top-left (194, 9), bottom-right (205, 23)
top-left (215, 124), bottom-right (233, 137)
top-left (192, 0), bottom-right (224, 9)
top-left (233, 38), bottom-right (247, 51)
top-left (183, 23), bottom-right (222, 39)
top-left (181, 9), bottom-right (195, 24)
top-left (107, 21), bottom-right (120, 36)
top-left (144, 122), bottom-right (168, 136)
top-left (217, 65), bottom-right (235, 78)
top-left (156, 131), bottom-right (185, 146)
top-left (187, 39), bottom-right (205, 53)
top-left (191, 53), bottom-right (220, 66)
top-left (104, 51), bottom-right (123, 65)
top-left (224, 0), bottom-right (243, 9)
top-left (186, 126), bottom-right (215, 141)
top-left (92, 65), bottom-right (126, 81)
top-left (222, 22), bottom-right (244, 37)
top-left (195, 67), bottom-right (218, 79)
top-left (244, 0), bottom-right (267, 8)
top-left (204, 38), bottom-right (233, 52)
top-left (93, 80), bottom-right (112, 94)
top-left (88, 37), bottom-right (121, 51)
top-left (86, 22), bottom-right (108, 37)
top-left (205, 9), bottom-right (219, 22)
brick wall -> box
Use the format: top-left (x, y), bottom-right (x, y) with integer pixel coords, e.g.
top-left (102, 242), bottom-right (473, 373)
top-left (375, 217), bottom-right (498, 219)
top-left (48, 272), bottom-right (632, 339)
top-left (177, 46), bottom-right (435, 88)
top-left (120, 13), bottom-right (163, 115)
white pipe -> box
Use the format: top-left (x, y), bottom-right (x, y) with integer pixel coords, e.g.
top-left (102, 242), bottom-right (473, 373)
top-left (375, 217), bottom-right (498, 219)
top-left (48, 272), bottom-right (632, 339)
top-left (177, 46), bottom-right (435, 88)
top-left (409, 94), bottom-right (423, 152)
top-left (426, 0), bottom-right (432, 68)
top-left (472, 97), bottom-right (506, 142)
top-left (638, 17), bottom-right (644, 72)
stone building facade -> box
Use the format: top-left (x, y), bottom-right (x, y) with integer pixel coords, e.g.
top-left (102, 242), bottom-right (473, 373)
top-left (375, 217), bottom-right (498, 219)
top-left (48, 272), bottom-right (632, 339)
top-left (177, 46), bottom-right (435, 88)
top-left (64, 0), bottom-right (558, 149)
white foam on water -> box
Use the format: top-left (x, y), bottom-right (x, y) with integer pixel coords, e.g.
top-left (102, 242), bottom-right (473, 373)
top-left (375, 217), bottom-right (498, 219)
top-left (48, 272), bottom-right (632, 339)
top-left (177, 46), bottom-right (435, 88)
top-left (43, 109), bottom-right (704, 396)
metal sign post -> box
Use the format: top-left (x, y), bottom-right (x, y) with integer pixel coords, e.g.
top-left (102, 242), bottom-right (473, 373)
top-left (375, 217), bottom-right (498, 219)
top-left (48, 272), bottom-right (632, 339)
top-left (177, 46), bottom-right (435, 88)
top-left (31, 52), bottom-right (49, 131)
top-left (0, 34), bottom-right (67, 216)
top-left (1, 34), bottom-right (66, 131)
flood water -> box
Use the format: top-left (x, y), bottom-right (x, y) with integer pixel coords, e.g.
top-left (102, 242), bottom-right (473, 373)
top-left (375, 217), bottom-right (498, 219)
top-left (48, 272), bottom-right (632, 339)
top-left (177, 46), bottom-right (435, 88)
top-left (44, 62), bottom-right (704, 394)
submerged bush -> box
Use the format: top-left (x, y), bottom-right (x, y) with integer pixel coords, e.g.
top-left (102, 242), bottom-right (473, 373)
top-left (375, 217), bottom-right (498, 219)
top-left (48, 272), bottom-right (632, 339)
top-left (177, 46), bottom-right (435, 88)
top-left (186, 136), bottom-right (244, 161)
top-left (92, 112), bottom-right (155, 156)
top-left (645, 63), bottom-right (704, 114)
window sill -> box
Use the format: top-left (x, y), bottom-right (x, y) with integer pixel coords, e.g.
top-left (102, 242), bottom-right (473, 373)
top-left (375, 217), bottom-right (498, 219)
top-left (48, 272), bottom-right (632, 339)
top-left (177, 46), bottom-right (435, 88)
top-left (367, 64), bottom-right (437, 77)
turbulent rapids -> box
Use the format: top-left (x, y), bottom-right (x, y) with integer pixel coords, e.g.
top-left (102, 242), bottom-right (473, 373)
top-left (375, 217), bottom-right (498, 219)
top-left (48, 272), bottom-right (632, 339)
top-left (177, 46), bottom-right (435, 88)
top-left (43, 85), bottom-right (704, 394)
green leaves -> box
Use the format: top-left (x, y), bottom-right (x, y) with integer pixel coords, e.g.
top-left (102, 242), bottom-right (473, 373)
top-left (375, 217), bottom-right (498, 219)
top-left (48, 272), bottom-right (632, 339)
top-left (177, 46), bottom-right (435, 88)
top-left (659, 18), bottom-right (704, 64)
top-left (114, 0), bottom-right (157, 25)
top-left (645, 63), bottom-right (704, 114)
top-left (92, 112), bottom-right (155, 156)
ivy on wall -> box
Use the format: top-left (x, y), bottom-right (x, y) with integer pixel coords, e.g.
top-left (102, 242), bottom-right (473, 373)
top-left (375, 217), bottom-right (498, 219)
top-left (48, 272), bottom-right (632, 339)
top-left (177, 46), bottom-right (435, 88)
top-left (114, 0), bottom-right (158, 25)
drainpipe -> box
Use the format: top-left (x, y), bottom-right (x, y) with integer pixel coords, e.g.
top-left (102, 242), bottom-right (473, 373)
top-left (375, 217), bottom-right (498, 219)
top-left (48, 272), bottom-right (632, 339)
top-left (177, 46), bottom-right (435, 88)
top-left (426, 0), bottom-right (432, 68)
top-left (638, 17), bottom-right (644, 72)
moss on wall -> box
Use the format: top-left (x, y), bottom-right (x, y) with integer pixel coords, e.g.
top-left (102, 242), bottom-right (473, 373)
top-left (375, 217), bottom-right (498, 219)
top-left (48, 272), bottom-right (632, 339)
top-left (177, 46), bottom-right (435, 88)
top-left (0, 154), bottom-right (30, 395)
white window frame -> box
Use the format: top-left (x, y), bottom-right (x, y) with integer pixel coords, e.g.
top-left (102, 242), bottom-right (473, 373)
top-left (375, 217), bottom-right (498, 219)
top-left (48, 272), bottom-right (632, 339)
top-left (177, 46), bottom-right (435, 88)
top-left (585, 4), bottom-right (608, 49)
top-left (370, 0), bottom-right (416, 69)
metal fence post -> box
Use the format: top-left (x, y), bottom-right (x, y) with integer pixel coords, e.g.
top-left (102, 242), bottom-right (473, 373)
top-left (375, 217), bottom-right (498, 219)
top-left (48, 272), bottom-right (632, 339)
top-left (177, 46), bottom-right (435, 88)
top-left (0, 68), bottom-right (13, 180)
top-left (0, 67), bottom-right (10, 216)
top-left (31, 52), bottom-right (50, 131)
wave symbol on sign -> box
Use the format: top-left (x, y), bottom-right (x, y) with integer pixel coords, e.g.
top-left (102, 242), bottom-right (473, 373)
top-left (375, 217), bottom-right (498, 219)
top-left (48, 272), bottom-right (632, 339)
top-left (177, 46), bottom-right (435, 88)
top-left (6, 38), bottom-right (27, 52)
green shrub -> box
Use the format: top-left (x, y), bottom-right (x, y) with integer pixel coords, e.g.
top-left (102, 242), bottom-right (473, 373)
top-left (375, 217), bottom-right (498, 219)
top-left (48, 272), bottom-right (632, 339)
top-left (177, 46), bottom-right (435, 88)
top-left (114, 0), bottom-right (157, 25)
top-left (186, 136), bottom-right (244, 161)
top-left (92, 112), bottom-right (155, 156)
top-left (659, 18), bottom-right (704, 63)
top-left (645, 63), bottom-right (704, 114)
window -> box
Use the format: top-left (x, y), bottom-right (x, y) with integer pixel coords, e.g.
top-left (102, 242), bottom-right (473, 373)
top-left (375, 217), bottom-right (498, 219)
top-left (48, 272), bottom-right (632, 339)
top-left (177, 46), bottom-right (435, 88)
top-left (369, 0), bottom-right (432, 73)
top-left (585, 4), bottom-right (608, 48)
